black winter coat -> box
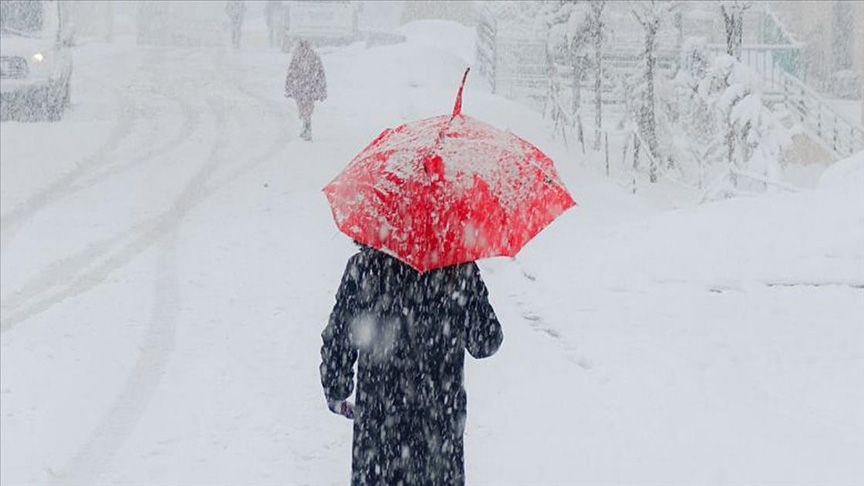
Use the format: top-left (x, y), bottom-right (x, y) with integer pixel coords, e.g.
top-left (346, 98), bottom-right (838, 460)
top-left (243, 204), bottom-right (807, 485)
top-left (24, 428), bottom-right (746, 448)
top-left (320, 248), bottom-right (503, 486)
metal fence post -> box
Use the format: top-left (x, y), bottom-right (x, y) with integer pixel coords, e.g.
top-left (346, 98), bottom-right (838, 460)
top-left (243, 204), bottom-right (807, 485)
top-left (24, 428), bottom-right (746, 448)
top-left (817, 102), bottom-right (822, 137)
top-left (800, 86), bottom-right (805, 122)
top-left (605, 132), bottom-right (610, 177)
top-left (833, 114), bottom-right (838, 153)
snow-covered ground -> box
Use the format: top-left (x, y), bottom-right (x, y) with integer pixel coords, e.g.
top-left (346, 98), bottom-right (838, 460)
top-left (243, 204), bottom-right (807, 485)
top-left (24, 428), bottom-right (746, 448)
top-left (2, 21), bottom-right (863, 485)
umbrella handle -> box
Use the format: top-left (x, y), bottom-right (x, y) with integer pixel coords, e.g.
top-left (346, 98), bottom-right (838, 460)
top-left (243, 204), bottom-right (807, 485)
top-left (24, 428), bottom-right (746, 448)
top-left (451, 67), bottom-right (470, 119)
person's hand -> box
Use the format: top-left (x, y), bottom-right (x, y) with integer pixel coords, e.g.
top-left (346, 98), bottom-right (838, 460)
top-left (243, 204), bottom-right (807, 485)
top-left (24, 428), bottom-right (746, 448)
top-left (327, 399), bottom-right (354, 420)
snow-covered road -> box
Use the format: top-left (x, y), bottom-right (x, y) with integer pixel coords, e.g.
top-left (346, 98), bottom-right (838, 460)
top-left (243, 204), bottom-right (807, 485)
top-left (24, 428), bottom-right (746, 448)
top-left (2, 22), bottom-right (863, 485)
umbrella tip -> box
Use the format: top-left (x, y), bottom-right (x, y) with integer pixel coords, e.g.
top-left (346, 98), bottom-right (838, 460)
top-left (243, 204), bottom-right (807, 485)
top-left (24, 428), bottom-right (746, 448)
top-left (451, 67), bottom-right (470, 118)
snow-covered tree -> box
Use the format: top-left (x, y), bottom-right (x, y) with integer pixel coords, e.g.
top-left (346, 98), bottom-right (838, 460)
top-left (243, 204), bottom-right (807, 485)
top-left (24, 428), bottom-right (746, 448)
top-left (587, 0), bottom-right (606, 150)
top-left (718, 0), bottom-right (756, 194)
top-left (711, 56), bottom-right (788, 195)
top-left (632, 0), bottom-right (677, 182)
top-left (664, 40), bottom-right (789, 197)
top-left (543, 1), bottom-right (589, 117)
top-left (564, 5), bottom-right (592, 118)
top-left (669, 38), bottom-right (720, 187)
top-left (543, 1), bottom-right (592, 149)
top-left (483, 1), bottom-right (551, 34)
top-left (720, 0), bottom-right (751, 61)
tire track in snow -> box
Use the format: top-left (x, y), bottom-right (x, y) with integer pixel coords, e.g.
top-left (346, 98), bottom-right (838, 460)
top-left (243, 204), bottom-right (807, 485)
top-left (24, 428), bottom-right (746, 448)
top-left (206, 68), bottom-right (294, 190)
top-left (17, 47), bottom-right (325, 482)
top-left (1, 65), bottom-right (291, 333)
top-left (72, 91), bottom-right (200, 193)
top-left (0, 77), bottom-right (142, 246)
top-left (0, 230), bottom-right (130, 318)
top-left (0, 49), bottom-right (219, 319)
top-left (0, 51), bottom-right (201, 248)
top-left (70, 48), bottom-right (205, 192)
top-left (44, 97), bottom-right (231, 484)
top-left (46, 62), bottom-right (295, 483)
top-left (50, 230), bottom-right (181, 486)
top-left (0, 97), bottom-right (226, 334)
top-left (0, 102), bottom-right (201, 321)
top-left (0, 105), bottom-right (205, 329)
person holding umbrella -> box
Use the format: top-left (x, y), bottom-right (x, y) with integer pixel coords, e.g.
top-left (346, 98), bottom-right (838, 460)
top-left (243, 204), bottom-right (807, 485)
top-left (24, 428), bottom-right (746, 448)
top-left (321, 243), bottom-right (502, 485)
top-left (320, 69), bottom-right (575, 485)
top-left (284, 40), bottom-right (327, 141)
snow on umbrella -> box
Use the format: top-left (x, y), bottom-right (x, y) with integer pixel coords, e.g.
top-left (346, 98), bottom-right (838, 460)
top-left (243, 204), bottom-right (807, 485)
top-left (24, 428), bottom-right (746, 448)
top-left (323, 68), bottom-right (576, 273)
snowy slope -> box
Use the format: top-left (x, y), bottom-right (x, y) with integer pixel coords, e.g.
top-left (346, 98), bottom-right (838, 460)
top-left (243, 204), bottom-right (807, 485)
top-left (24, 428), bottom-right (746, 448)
top-left (473, 152), bottom-right (864, 484)
top-left (2, 20), bottom-right (863, 485)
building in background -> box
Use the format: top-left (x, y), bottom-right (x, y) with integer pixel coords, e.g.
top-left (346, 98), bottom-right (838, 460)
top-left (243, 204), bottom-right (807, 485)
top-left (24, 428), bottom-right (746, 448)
top-left (136, 1), bottom-right (227, 47)
top-left (64, 1), bottom-right (114, 43)
top-left (772, 0), bottom-right (863, 102)
top-left (281, 1), bottom-right (359, 50)
top-left (400, 1), bottom-right (475, 26)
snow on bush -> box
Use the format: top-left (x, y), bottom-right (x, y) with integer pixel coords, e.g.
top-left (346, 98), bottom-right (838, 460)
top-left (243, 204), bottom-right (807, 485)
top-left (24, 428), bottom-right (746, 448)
top-left (649, 40), bottom-right (792, 198)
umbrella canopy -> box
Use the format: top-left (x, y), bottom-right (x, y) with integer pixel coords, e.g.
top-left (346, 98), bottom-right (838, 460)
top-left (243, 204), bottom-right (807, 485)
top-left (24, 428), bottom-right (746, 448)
top-left (324, 69), bottom-right (576, 272)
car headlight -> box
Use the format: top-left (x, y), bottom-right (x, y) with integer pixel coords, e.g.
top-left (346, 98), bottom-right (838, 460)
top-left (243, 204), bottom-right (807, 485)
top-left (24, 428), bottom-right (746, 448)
top-left (32, 52), bottom-right (45, 63)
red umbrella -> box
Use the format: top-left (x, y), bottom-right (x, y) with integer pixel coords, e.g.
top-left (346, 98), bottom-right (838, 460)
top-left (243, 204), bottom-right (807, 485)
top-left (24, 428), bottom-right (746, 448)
top-left (323, 68), bottom-right (576, 272)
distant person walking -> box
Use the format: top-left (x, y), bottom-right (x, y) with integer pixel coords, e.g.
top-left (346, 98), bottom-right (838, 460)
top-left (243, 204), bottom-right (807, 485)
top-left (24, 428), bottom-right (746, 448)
top-left (225, 0), bottom-right (245, 49)
top-left (265, 0), bottom-right (283, 49)
top-left (284, 40), bottom-right (327, 141)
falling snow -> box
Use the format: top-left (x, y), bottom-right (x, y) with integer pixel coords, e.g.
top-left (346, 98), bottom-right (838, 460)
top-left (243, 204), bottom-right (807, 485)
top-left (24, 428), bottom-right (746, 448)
top-left (1, 1), bottom-right (862, 485)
